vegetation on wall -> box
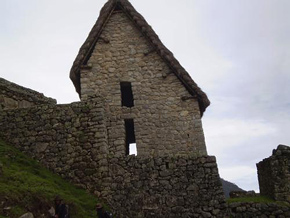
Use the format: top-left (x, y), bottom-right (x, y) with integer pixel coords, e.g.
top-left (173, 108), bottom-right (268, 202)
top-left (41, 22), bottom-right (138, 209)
top-left (0, 139), bottom-right (103, 218)
top-left (227, 196), bottom-right (275, 204)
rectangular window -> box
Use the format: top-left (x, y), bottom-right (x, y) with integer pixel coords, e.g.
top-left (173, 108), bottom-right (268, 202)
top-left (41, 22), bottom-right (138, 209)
top-left (125, 119), bottom-right (137, 155)
top-left (120, 82), bottom-right (134, 107)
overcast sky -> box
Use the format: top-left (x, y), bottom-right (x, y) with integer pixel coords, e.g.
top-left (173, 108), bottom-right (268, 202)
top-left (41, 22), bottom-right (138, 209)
top-left (1, 0), bottom-right (290, 192)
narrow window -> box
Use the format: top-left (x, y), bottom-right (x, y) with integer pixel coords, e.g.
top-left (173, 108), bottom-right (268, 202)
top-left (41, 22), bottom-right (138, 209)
top-left (125, 119), bottom-right (137, 155)
top-left (120, 82), bottom-right (134, 107)
top-left (130, 143), bottom-right (137, 156)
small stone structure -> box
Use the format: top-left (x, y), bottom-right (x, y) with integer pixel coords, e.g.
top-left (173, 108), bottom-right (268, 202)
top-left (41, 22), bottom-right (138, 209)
top-left (0, 77), bottom-right (56, 110)
top-left (257, 144), bottom-right (290, 203)
top-left (229, 190), bottom-right (257, 198)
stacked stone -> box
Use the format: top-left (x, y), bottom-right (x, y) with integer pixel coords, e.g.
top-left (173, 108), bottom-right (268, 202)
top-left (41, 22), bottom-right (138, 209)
top-left (81, 11), bottom-right (207, 157)
top-left (228, 202), bottom-right (290, 218)
top-left (0, 77), bottom-right (56, 110)
top-left (0, 99), bottom-right (109, 194)
top-left (0, 93), bottom-right (229, 218)
top-left (107, 155), bottom-right (227, 218)
top-left (257, 145), bottom-right (290, 203)
top-left (0, 96), bottom-right (228, 217)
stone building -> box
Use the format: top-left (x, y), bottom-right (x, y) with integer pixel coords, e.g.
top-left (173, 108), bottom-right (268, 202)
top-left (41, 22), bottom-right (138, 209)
top-left (0, 1), bottom-right (229, 217)
top-left (257, 144), bottom-right (290, 203)
top-left (70, 0), bottom-right (210, 157)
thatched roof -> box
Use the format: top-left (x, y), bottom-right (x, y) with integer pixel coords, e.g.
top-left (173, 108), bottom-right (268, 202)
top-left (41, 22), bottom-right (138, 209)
top-left (70, 0), bottom-right (210, 115)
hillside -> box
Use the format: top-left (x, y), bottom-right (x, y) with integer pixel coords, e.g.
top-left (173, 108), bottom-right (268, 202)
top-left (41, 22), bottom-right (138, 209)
top-left (221, 178), bottom-right (245, 198)
top-left (0, 139), bottom-right (104, 218)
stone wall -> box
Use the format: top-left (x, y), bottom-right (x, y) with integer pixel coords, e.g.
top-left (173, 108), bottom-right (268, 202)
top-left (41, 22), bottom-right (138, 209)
top-left (1, 84), bottom-right (289, 217)
top-left (0, 77), bottom-right (56, 110)
top-left (0, 99), bottom-right (109, 193)
top-left (80, 11), bottom-right (207, 157)
top-left (0, 98), bottom-right (227, 217)
top-left (107, 155), bottom-right (227, 218)
top-left (257, 145), bottom-right (290, 203)
top-left (228, 202), bottom-right (290, 217)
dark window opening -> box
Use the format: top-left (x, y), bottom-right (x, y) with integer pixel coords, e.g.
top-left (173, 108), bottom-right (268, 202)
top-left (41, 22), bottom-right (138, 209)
top-left (121, 82), bottom-right (134, 107)
top-left (125, 119), bottom-right (137, 155)
top-left (166, 162), bottom-right (169, 169)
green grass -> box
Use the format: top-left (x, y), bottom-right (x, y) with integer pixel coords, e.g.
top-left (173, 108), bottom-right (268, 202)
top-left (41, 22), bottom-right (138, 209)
top-left (227, 196), bottom-right (275, 204)
top-left (227, 196), bottom-right (290, 208)
top-left (0, 139), bottom-right (104, 218)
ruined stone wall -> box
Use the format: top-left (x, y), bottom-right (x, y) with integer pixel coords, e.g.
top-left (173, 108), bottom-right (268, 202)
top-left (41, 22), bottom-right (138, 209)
top-left (0, 100), bottom-right (110, 193)
top-left (108, 155), bottom-right (227, 218)
top-left (0, 99), bottom-right (228, 217)
top-left (80, 11), bottom-right (206, 157)
top-left (2, 92), bottom-right (288, 217)
top-left (257, 145), bottom-right (290, 203)
top-left (228, 202), bottom-right (290, 217)
top-left (0, 77), bottom-right (56, 110)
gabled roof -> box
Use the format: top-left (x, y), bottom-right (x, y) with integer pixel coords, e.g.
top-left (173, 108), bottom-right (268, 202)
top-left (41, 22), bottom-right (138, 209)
top-left (69, 0), bottom-right (210, 115)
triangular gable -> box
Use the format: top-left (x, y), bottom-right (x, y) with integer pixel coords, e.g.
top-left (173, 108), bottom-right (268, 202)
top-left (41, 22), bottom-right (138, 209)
top-left (70, 0), bottom-right (210, 115)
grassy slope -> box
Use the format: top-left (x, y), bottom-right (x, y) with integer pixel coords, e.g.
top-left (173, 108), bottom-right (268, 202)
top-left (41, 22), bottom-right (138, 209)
top-left (0, 139), bottom-right (102, 218)
top-left (227, 196), bottom-right (275, 204)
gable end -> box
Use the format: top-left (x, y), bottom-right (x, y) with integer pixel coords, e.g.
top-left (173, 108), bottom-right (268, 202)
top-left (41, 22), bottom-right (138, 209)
top-left (69, 0), bottom-right (210, 116)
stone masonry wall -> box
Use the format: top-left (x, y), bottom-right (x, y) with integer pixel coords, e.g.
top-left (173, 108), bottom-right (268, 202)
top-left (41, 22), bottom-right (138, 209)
top-left (80, 11), bottom-right (206, 157)
top-left (0, 98), bottom-right (228, 217)
top-left (2, 88), bottom-right (288, 217)
top-left (228, 202), bottom-right (290, 218)
top-left (108, 155), bottom-right (227, 218)
top-left (257, 145), bottom-right (290, 203)
top-left (0, 77), bottom-right (56, 110)
top-left (0, 99), bottom-right (110, 194)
